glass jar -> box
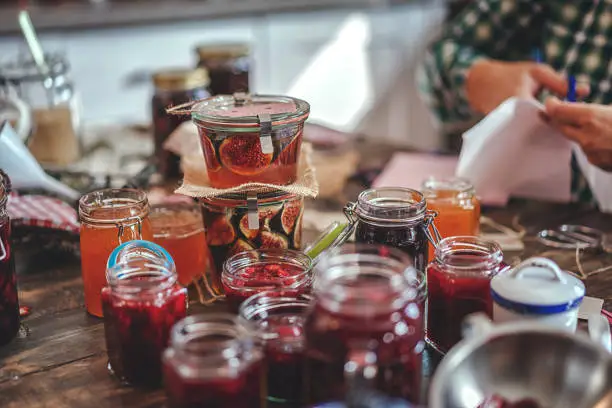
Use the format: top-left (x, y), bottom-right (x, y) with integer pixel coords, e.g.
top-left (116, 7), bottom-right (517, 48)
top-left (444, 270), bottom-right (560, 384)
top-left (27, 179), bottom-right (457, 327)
top-left (0, 170), bottom-right (19, 346)
top-left (223, 249), bottom-right (312, 312)
top-left (151, 68), bottom-right (211, 179)
top-left (426, 236), bottom-right (505, 353)
top-left (200, 190), bottom-right (305, 293)
top-left (239, 291), bottom-right (310, 404)
top-left (79, 188), bottom-right (153, 317)
top-left (174, 94), bottom-right (310, 188)
top-left (102, 241), bottom-right (187, 387)
top-left (195, 43), bottom-right (250, 95)
top-left (0, 53), bottom-right (81, 165)
top-left (303, 244), bottom-right (426, 405)
top-left (422, 177), bottom-right (480, 261)
top-left (150, 203), bottom-right (209, 286)
top-left (347, 188), bottom-right (439, 272)
top-left (162, 314), bottom-right (264, 408)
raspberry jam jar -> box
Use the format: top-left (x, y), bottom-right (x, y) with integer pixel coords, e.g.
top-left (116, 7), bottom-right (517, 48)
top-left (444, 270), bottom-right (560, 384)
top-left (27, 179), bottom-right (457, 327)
top-left (162, 314), bottom-right (264, 408)
top-left (303, 244), bottom-right (426, 405)
top-left (200, 191), bottom-right (304, 292)
top-left (102, 241), bottom-right (187, 387)
top-left (239, 291), bottom-right (310, 404)
top-left (223, 249), bottom-right (312, 312)
top-left (347, 188), bottom-right (439, 273)
top-left (426, 236), bottom-right (505, 353)
top-left (0, 170), bottom-right (19, 346)
top-left (184, 94), bottom-right (310, 188)
top-left (422, 177), bottom-right (480, 261)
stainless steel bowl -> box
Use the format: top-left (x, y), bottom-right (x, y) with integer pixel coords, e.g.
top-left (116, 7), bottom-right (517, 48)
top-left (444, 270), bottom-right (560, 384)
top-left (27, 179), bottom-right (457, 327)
top-left (429, 319), bottom-right (612, 408)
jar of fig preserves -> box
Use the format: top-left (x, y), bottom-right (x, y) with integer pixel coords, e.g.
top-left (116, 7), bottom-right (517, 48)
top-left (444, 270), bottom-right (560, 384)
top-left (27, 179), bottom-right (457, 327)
top-left (195, 43), bottom-right (250, 95)
top-left (0, 170), bottom-right (19, 346)
top-left (151, 68), bottom-right (211, 179)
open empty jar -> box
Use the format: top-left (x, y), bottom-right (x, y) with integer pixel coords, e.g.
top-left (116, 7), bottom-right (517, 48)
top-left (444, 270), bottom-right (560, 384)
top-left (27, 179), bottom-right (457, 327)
top-left (189, 94), bottom-right (310, 188)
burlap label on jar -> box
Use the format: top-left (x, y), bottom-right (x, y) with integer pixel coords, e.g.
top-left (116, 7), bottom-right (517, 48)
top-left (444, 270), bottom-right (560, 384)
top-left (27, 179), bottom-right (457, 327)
top-left (176, 142), bottom-right (319, 198)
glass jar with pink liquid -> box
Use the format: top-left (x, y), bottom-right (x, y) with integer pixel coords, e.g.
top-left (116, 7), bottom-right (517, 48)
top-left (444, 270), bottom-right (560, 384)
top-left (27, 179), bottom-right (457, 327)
top-left (0, 170), bottom-right (19, 346)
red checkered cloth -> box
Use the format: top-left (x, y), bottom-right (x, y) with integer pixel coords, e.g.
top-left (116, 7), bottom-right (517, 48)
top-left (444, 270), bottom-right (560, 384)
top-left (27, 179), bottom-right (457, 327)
top-left (7, 194), bottom-right (80, 234)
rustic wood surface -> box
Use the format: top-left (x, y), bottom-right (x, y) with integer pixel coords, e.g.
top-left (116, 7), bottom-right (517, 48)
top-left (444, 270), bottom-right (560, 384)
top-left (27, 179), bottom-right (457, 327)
top-left (2, 145), bottom-right (612, 407)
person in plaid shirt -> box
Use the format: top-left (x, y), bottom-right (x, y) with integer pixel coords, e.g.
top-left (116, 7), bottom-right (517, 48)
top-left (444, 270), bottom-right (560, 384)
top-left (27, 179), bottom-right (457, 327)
top-left (418, 0), bottom-right (612, 204)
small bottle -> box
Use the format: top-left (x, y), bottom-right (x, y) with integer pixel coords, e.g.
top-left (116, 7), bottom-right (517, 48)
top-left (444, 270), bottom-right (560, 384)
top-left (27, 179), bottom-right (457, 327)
top-left (163, 314), bottom-right (264, 408)
top-left (0, 170), bottom-right (19, 346)
top-left (102, 241), bottom-right (187, 387)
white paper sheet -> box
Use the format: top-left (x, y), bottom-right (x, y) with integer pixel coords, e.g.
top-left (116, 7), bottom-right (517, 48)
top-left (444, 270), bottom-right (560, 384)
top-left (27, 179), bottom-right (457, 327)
top-left (572, 143), bottom-right (612, 212)
top-left (456, 97), bottom-right (573, 205)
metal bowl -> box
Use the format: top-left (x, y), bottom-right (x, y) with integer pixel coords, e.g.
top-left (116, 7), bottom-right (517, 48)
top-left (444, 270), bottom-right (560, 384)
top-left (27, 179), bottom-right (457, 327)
top-left (429, 320), bottom-right (612, 408)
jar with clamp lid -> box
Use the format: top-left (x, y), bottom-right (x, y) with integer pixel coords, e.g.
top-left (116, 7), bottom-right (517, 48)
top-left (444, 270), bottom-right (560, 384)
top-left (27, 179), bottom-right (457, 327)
top-left (345, 187), bottom-right (440, 272)
top-left (169, 93), bottom-right (310, 188)
top-left (0, 170), bottom-right (19, 346)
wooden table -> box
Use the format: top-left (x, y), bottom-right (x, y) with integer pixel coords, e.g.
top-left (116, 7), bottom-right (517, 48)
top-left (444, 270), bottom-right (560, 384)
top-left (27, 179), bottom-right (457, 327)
top-left (2, 174), bottom-right (612, 407)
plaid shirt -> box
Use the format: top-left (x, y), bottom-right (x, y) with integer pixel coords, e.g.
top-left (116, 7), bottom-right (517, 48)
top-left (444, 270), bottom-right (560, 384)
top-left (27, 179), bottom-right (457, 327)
top-left (418, 0), bottom-right (612, 204)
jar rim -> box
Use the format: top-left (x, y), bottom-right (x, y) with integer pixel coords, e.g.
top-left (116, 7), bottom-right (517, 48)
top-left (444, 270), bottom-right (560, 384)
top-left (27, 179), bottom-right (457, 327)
top-left (79, 188), bottom-right (149, 225)
top-left (422, 177), bottom-right (475, 198)
top-left (355, 187), bottom-right (427, 225)
top-left (150, 204), bottom-right (204, 239)
top-left (434, 236), bottom-right (503, 274)
top-left (106, 260), bottom-right (176, 294)
top-left (239, 291), bottom-right (312, 322)
top-left (199, 190), bottom-right (298, 206)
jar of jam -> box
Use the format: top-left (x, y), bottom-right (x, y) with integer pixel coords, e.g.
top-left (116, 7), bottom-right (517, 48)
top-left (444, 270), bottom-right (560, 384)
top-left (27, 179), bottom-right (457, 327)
top-left (422, 177), bottom-right (480, 261)
top-left (223, 249), bottom-right (312, 312)
top-left (173, 93), bottom-right (310, 188)
top-left (162, 314), bottom-right (264, 408)
top-left (199, 190), bottom-right (304, 293)
top-left (239, 291), bottom-right (310, 404)
top-left (79, 188), bottom-right (153, 317)
top-left (0, 170), bottom-right (19, 346)
top-left (303, 244), bottom-right (426, 405)
top-left (195, 43), bottom-right (250, 95)
top-left (426, 236), bottom-right (505, 353)
top-left (346, 187), bottom-right (439, 272)
top-left (151, 68), bottom-right (211, 179)
top-left (102, 240), bottom-right (187, 387)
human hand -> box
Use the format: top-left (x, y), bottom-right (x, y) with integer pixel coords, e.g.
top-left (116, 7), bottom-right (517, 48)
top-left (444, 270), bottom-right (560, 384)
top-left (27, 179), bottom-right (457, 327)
top-left (544, 97), bottom-right (612, 172)
top-left (466, 60), bottom-right (589, 115)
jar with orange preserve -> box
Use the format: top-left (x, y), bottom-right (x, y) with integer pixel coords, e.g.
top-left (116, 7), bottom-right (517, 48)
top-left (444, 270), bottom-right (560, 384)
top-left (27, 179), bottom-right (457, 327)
top-left (150, 203), bottom-right (209, 286)
top-left (195, 43), bottom-right (250, 95)
top-left (426, 236), bottom-right (506, 353)
top-left (79, 189), bottom-right (153, 317)
top-left (0, 170), bottom-right (19, 346)
top-left (175, 94), bottom-right (310, 188)
top-left (422, 177), bottom-right (480, 260)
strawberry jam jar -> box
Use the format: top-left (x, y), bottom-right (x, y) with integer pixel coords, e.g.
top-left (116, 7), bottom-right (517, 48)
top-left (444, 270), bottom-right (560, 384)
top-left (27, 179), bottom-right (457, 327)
top-left (200, 191), bottom-right (304, 293)
top-left (239, 291), bottom-right (311, 404)
top-left (348, 188), bottom-right (439, 273)
top-left (102, 241), bottom-right (187, 387)
top-left (190, 94), bottom-right (310, 188)
top-left (0, 170), bottom-right (19, 346)
top-left (222, 249), bottom-right (312, 312)
top-left (426, 236), bottom-right (505, 353)
top-left (163, 314), bottom-right (264, 408)
top-left (303, 244), bottom-right (425, 405)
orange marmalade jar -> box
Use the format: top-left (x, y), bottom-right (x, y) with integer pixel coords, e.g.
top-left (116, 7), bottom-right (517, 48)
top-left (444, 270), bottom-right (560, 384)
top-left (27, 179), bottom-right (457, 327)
top-left (79, 189), bottom-right (153, 317)
top-left (422, 178), bottom-right (480, 261)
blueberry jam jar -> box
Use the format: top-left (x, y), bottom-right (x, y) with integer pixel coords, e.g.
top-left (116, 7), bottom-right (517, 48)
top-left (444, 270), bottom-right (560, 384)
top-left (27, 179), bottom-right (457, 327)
top-left (102, 242), bottom-right (188, 387)
top-left (222, 249), bottom-right (312, 312)
top-left (346, 188), bottom-right (439, 273)
top-left (303, 244), bottom-right (426, 405)
top-left (162, 314), bottom-right (264, 408)
top-left (0, 170), bottom-right (19, 346)
top-left (239, 291), bottom-right (311, 404)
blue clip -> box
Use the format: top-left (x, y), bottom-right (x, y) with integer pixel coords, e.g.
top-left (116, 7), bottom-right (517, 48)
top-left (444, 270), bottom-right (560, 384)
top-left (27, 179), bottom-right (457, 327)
top-left (531, 48), bottom-right (543, 63)
top-left (567, 75), bottom-right (577, 102)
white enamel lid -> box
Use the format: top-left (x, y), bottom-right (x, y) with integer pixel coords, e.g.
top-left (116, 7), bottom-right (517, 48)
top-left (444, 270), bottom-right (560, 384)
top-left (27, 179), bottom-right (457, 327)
top-left (490, 257), bottom-right (585, 314)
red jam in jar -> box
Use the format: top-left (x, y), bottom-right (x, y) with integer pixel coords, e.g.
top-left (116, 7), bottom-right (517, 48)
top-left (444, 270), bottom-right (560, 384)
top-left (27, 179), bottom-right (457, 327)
top-left (426, 236), bottom-right (505, 353)
top-left (239, 291), bottom-right (310, 404)
top-left (303, 244), bottom-right (425, 405)
top-left (191, 94), bottom-right (310, 188)
top-left (102, 243), bottom-right (187, 387)
top-left (0, 170), bottom-right (19, 346)
top-left (163, 314), bottom-right (264, 408)
top-left (222, 249), bottom-right (311, 312)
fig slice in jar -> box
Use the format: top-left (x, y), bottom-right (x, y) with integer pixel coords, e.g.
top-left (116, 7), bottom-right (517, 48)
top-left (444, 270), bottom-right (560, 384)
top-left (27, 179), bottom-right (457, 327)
top-left (229, 239), bottom-right (255, 257)
top-left (200, 131), bottom-right (222, 172)
top-left (260, 231), bottom-right (289, 249)
top-left (206, 215), bottom-right (236, 246)
top-left (293, 210), bottom-right (303, 249)
top-left (219, 135), bottom-right (274, 176)
top-left (281, 201), bottom-right (302, 235)
top-left (239, 202), bottom-right (283, 240)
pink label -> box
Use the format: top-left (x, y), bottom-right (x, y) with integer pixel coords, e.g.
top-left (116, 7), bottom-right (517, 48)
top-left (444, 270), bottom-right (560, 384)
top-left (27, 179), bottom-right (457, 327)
top-left (208, 102), bottom-right (296, 117)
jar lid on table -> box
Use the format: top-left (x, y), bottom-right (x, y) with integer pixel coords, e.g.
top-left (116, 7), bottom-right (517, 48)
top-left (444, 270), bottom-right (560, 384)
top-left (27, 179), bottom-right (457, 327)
top-left (195, 43), bottom-right (250, 60)
top-left (152, 68), bottom-right (210, 92)
top-left (491, 257), bottom-right (585, 314)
